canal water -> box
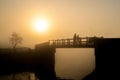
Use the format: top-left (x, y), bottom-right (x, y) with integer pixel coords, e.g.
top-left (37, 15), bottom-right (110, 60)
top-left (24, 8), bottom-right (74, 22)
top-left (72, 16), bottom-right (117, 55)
top-left (0, 48), bottom-right (95, 80)
top-left (55, 48), bottom-right (95, 80)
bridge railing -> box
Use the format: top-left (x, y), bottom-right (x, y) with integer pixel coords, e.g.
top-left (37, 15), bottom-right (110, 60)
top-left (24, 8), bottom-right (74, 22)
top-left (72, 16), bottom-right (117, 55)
top-left (49, 37), bottom-right (103, 47)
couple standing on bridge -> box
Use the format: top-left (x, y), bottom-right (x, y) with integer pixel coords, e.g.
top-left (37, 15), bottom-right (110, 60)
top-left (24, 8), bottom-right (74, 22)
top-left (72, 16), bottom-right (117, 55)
top-left (73, 33), bottom-right (81, 45)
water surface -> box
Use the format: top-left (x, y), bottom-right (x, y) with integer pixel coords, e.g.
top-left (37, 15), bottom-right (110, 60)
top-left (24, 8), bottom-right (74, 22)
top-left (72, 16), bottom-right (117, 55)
top-left (55, 48), bottom-right (95, 80)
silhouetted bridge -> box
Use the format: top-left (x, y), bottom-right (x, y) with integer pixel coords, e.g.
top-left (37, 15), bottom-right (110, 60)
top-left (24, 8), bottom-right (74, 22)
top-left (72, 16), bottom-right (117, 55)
top-left (0, 37), bottom-right (120, 80)
top-left (49, 37), bottom-right (103, 48)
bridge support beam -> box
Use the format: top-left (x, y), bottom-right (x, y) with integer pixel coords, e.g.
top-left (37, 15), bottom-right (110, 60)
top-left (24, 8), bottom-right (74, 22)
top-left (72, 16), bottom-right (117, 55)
top-left (95, 38), bottom-right (120, 80)
top-left (83, 38), bottom-right (120, 80)
top-left (35, 42), bottom-right (56, 80)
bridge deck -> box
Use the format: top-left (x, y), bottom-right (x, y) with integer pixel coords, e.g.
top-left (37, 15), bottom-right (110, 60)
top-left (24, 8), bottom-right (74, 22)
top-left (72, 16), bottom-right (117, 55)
top-left (49, 37), bottom-right (103, 48)
top-left (51, 44), bottom-right (94, 48)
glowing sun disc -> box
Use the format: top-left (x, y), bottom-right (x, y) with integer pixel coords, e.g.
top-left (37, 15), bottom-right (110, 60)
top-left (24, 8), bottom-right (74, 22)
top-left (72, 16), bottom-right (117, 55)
top-left (34, 19), bottom-right (48, 32)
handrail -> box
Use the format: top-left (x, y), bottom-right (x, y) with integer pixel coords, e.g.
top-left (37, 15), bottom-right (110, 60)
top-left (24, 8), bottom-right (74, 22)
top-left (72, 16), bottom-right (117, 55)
top-left (49, 37), bottom-right (103, 47)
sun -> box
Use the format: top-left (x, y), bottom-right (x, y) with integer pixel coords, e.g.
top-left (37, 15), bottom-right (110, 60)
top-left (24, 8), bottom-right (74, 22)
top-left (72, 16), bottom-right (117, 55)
top-left (33, 19), bottom-right (48, 32)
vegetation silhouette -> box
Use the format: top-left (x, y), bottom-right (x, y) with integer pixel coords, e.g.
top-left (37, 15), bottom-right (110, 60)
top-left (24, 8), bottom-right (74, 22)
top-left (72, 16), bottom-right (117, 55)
top-left (9, 32), bottom-right (23, 49)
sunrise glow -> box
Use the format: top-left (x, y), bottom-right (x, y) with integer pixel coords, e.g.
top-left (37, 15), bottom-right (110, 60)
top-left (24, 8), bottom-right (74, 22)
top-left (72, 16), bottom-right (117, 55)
top-left (33, 19), bottom-right (49, 32)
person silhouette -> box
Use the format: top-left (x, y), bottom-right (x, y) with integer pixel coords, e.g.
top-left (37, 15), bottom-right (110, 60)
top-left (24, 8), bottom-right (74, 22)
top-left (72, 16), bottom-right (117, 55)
top-left (73, 33), bottom-right (77, 45)
top-left (76, 35), bottom-right (80, 45)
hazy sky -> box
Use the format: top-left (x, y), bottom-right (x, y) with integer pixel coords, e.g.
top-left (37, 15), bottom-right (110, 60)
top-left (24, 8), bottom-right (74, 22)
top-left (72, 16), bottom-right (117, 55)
top-left (0, 0), bottom-right (120, 48)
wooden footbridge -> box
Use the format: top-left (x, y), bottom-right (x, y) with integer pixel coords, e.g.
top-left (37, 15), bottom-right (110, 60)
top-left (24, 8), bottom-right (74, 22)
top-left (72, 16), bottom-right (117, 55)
top-left (48, 36), bottom-right (103, 48)
top-left (0, 36), bottom-right (120, 80)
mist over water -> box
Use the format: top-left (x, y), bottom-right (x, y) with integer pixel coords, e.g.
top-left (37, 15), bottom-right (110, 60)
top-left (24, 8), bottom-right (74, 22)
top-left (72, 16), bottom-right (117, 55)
top-left (55, 48), bottom-right (95, 80)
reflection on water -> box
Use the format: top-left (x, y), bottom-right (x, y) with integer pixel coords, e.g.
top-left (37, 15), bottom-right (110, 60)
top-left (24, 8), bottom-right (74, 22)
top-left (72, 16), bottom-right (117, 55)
top-left (0, 72), bottom-right (35, 80)
top-left (55, 48), bottom-right (95, 80)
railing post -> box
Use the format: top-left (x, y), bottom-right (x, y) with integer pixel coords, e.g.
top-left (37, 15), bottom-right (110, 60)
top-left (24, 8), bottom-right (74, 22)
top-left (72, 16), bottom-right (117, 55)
top-left (79, 37), bottom-right (81, 45)
top-left (62, 39), bottom-right (65, 46)
top-left (53, 40), bottom-right (55, 45)
top-left (86, 37), bottom-right (88, 45)
top-left (56, 40), bottom-right (58, 46)
top-left (55, 40), bottom-right (57, 46)
top-left (67, 39), bottom-right (70, 45)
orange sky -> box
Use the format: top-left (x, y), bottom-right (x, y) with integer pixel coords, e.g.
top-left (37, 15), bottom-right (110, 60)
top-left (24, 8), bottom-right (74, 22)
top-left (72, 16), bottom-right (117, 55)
top-left (0, 0), bottom-right (120, 48)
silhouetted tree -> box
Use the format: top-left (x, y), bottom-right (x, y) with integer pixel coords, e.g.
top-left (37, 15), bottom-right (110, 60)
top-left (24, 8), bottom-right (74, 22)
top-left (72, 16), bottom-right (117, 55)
top-left (9, 32), bottom-right (23, 49)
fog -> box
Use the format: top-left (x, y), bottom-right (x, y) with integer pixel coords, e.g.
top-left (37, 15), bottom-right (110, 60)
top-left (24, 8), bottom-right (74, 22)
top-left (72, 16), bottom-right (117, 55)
top-left (55, 48), bottom-right (95, 80)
